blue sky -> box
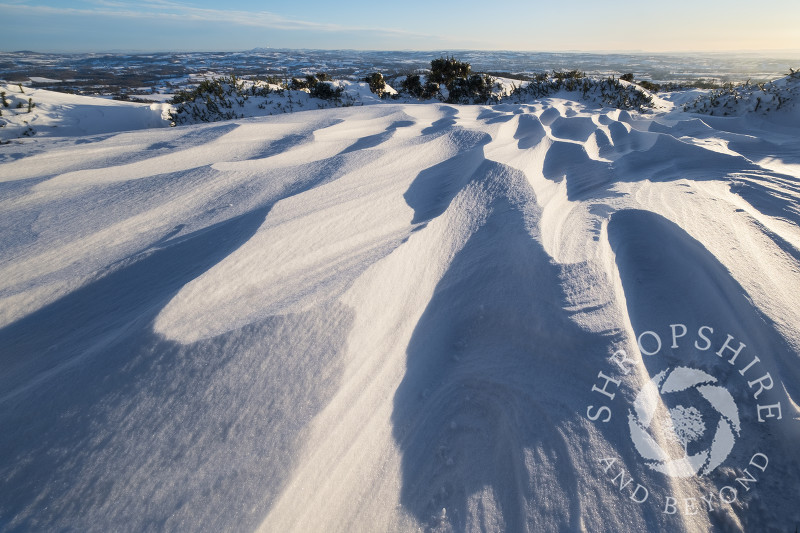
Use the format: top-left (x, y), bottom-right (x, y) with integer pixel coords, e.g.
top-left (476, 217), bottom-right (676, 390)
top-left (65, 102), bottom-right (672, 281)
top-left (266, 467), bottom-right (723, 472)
top-left (1, 0), bottom-right (799, 52)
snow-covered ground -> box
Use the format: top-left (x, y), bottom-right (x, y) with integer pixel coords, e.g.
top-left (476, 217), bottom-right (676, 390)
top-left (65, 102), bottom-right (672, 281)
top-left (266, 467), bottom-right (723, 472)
top-left (0, 84), bottom-right (170, 139)
top-left (1, 82), bottom-right (799, 532)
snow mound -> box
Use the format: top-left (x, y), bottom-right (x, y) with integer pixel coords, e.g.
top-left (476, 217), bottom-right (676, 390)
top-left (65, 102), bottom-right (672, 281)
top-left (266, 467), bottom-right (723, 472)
top-left (0, 83), bottom-right (170, 140)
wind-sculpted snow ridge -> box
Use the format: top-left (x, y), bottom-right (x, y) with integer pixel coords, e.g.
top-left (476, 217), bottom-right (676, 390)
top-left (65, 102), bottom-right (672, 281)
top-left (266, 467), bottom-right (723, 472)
top-left (1, 93), bottom-right (799, 533)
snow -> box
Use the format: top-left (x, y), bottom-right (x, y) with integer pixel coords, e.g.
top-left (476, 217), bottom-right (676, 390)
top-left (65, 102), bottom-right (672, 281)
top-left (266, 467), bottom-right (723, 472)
top-left (1, 80), bottom-right (799, 532)
top-left (0, 84), bottom-right (170, 139)
top-left (28, 76), bottom-right (62, 84)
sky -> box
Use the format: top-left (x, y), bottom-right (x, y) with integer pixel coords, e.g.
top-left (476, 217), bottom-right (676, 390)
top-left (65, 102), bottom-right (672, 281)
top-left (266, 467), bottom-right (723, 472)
top-left (1, 0), bottom-right (799, 53)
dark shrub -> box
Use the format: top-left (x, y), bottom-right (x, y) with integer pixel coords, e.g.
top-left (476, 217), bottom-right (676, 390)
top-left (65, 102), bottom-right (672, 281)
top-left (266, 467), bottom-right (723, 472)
top-left (637, 80), bottom-right (660, 92)
top-left (447, 73), bottom-right (495, 104)
top-left (365, 72), bottom-right (386, 95)
top-left (429, 56), bottom-right (471, 86)
top-left (310, 81), bottom-right (343, 100)
top-left (400, 74), bottom-right (440, 99)
top-left (290, 77), bottom-right (310, 90)
top-left (400, 74), bottom-right (424, 98)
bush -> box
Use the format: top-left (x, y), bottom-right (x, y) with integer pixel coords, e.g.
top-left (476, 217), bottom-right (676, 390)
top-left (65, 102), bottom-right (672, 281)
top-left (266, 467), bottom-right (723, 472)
top-left (637, 80), bottom-right (660, 93)
top-left (396, 56), bottom-right (497, 104)
top-left (683, 70), bottom-right (799, 115)
top-left (171, 76), bottom-right (245, 105)
top-left (310, 80), bottom-right (343, 100)
top-left (447, 73), bottom-right (495, 104)
top-left (620, 73), bottom-right (634, 82)
top-left (365, 72), bottom-right (386, 95)
top-left (429, 56), bottom-right (471, 86)
top-left (552, 70), bottom-right (586, 91)
top-left (509, 71), bottom-right (654, 111)
top-left (400, 74), bottom-right (438, 99)
top-left (290, 75), bottom-right (317, 91)
top-left (169, 76), bottom-right (247, 124)
top-left (261, 75), bottom-right (283, 85)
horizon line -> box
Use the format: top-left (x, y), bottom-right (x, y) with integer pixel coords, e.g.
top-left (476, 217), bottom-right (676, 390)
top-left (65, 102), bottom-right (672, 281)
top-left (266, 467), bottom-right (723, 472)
top-left (3, 47), bottom-right (800, 56)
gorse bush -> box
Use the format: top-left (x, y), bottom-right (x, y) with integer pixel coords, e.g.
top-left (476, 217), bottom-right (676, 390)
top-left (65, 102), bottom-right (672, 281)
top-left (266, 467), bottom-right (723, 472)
top-left (365, 72), bottom-right (386, 96)
top-left (429, 56), bottom-right (471, 86)
top-left (165, 56), bottom-right (762, 126)
top-left (616, 73), bottom-right (661, 92)
top-left (289, 77), bottom-right (309, 91)
top-left (287, 73), bottom-right (342, 100)
top-left (168, 74), bottom-right (347, 125)
top-left (637, 80), bottom-right (661, 93)
top-left (169, 76), bottom-right (247, 124)
top-left (400, 74), bottom-right (439, 100)
top-left (395, 56), bottom-right (498, 104)
top-left (432, 56), bottom-right (497, 104)
top-left (509, 70), bottom-right (654, 111)
top-left (290, 75), bottom-right (319, 91)
top-left (310, 80), bottom-right (343, 100)
top-left (683, 69), bottom-right (799, 115)
top-left (446, 73), bottom-right (495, 104)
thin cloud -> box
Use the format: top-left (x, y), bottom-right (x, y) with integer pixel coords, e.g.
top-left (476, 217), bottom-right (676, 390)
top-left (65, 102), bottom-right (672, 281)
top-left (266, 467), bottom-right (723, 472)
top-left (1, 1), bottom-right (451, 41)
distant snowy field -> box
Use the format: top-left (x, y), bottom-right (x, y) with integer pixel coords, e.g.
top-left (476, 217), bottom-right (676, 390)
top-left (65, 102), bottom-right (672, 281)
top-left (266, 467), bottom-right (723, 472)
top-left (1, 79), bottom-right (799, 532)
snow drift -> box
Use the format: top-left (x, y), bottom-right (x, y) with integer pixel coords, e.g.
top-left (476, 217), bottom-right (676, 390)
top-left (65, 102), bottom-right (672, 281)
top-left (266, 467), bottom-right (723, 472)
top-left (1, 85), bottom-right (799, 533)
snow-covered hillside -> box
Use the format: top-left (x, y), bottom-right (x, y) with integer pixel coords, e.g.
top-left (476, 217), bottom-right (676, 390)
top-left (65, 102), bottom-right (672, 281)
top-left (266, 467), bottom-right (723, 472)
top-left (1, 84), bottom-right (799, 532)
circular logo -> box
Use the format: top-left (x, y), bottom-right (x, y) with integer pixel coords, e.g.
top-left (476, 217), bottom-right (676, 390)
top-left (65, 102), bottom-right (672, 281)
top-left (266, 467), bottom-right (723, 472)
top-left (628, 366), bottom-right (741, 478)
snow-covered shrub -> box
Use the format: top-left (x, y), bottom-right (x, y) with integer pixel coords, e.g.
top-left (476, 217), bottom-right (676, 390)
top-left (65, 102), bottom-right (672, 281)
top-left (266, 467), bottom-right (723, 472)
top-left (618, 73), bottom-right (660, 92)
top-left (637, 80), bottom-right (660, 93)
top-left (509, 71), bottom-right (654, 111)
top-left (309, 80), bottom-right (343, 101)
top-left (596, 77), bottom-right (654, 110)
top-left (290, 75), bottom-right (315, 91)
top-left (446, 73), bottom-right (497, 104)
top-left (429, 56), bottom-right (471, 87)
top-left (169, 76), bottom-right (248, 124)
top-left (168, 74), bottom-right (353, 125)
top-left (399, 74), bottom-right (439, 100)
top-left (683, 69), bottom-right (800, 115)
top-left (365, 72), bottom-right (386, 96)
top-left (396, 57), bottom-right (498, 104)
